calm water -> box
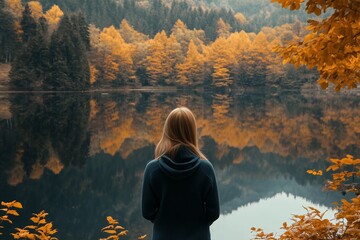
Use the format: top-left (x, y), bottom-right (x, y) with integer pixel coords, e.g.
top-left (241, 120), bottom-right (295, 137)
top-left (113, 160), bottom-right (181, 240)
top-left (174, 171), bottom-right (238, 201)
top-left (0, 89), bottom-right (359, 239)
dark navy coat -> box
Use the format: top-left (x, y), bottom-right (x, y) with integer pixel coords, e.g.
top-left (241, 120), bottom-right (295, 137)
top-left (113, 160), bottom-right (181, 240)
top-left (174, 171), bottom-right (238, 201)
top-left (141, 146), bottom-right (220, 240)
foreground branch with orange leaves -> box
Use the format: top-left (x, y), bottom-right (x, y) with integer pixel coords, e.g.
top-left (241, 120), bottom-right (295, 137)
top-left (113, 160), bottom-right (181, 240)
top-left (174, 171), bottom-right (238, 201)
top-left (272, 0), bottom-right (360, 91)
top-left (252, 154), bottom-right (360, 240)
top-left (0, 201), bottom-right (147, 240)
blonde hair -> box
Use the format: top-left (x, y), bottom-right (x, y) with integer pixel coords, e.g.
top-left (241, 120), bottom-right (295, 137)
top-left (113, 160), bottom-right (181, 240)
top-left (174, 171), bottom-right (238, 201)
top-left (155, 107), bottom-right (206, 160)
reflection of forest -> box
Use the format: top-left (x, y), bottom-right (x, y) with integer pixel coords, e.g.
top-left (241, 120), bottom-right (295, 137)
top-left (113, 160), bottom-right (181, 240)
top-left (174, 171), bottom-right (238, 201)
top-left (0, 91), bottom-right (359, 239)
top-left (87, 91), bottom-right (360, 161)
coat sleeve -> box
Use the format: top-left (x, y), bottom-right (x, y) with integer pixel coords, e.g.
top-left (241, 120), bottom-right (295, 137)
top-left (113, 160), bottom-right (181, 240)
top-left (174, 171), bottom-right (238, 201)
top-left (204, 161), bottom-right (220, 225)
top-left (141, 161), bottom-right (159, 222)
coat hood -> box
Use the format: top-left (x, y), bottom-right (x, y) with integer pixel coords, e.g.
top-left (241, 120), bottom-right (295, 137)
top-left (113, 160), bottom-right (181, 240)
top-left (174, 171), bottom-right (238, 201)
top-left (159, 145), bottom-right (201, 180)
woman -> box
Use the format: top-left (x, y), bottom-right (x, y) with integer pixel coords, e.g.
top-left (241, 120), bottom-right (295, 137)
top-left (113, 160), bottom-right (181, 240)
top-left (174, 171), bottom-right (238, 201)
top-left (141, 107), bottom-right (220, 240)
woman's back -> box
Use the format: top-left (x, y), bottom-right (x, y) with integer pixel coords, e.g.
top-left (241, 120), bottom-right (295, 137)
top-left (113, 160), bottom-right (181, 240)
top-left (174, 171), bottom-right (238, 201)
top-left (142, 146), bottom-right (219, 240)
top-left (141, 107), bottom-right (220, 240)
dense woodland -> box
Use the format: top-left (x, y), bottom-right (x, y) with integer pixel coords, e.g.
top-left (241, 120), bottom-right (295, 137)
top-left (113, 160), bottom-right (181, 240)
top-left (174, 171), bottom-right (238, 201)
top-left (39, 0), bottom-right (315, 36)
top-left (0, 0), bottom-right (316, 90)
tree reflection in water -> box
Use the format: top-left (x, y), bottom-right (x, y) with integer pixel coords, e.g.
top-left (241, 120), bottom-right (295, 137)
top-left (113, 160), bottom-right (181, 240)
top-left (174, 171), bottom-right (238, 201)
top-left (0, 90), bottom-right (359, 239)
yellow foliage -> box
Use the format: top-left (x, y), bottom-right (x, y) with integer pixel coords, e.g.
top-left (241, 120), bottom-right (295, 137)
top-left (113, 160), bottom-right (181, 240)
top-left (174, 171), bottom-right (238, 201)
top-left (1, 202), bottom-right (148, 240)
top-left (100, 216), bottom-right (144, 240)
top-left (306, 169), bottom-right (323, 176)
top-left (89, 18), bottom-right (307, 86)
top-left (5, 0), bottom-right (23, 19)
top-left (27, 1), bottom-right (43, 20)
top-left (234, 12), bottom-right (246, 25)
top-left (216, 18), bottom-right (231, 38)
top-left (208, 37), bottom-right (235, 87)
top-left (0, 200), bottom-right (23, 233)
top-left (252, 154), bottom-right (360, 240)
top-left (272, 0), bottom-right (360, 91)
top-left (89, 64), bottom-right (99, 84)
top-left (44, 5), bottom-right (64, 25)
top-left (146, 31), bottom-right (183, 85)
top-left (176, 40), bottom-right (205, 86)
top-left (1, 202), bottom-right (58, 240)
top-left (119, 19), bottom-right (148, 43)
top-left (98, 26), bottom-right (136, 83)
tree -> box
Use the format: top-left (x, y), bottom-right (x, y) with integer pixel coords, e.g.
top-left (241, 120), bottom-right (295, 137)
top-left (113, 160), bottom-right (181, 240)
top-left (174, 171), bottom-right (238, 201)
top-left (226, 30), bottom-right (251, 82)
top-left (163, 34), bottom-right (183, 85)
top-left (272, 0), bottom-right (360, 91)
top-left (216, 18), bottom-right (231, 38)
top-left (45, 25), bottom-right (70, 90)
top-left (170, 19), bottom-right (206, 55)
top-left (5, 0), bottom-right (22, 19)
top-left (248, 31), bottom-right (272, 83)
top-left (176, 40), bottom-right (205, 86)
top-left (20, 3), bottom-right (37, 43)
top-left (9, 47), bottom-right (37, 90)
top-left (45, 14), bottom-right (90, 90)
top-left (44, 4), bottom-right (63, 33)
top-left (119, 19), bottom-right (148, 43)
top-left (234, 12), bottom-right (246, 26)
top-left (72, 12), bottom-right (90, 50)
top-left (10, 11), bottom-right (49, 90)
top-left (145, 31), bottom-right (168, 85)
top-left (98, 25), bottom-right (136, 85)
top-left (0, 0), bottom-right (17, 62)
top-left (27, 1), bottom-right (43, 21)
top-left (207, 37), bottom-right (235, 87)
top-left (102, 54), bottom-right (119, 83)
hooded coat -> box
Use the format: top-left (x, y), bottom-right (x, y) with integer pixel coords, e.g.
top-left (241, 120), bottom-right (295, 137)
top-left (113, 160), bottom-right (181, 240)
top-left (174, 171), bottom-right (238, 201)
top-left (141, 146), bottom-right (220, 240)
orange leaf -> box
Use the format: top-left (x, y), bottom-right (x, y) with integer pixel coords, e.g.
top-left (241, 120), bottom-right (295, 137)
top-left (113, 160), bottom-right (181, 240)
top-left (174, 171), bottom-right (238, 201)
top-left (7, 210), bottom-right (19, 216)
top-left (326, 165), bottom-right (339, 171)
top-left (138, 234), bottom-right (147, 239)
top-left (341, 158), bottom-right (353, 165)
top-left (13, 202), bottom-right (23, 209)
top-left (118, 230), bottom-right (128, 236)
top-left (30, 217), bottom-right (39, 223)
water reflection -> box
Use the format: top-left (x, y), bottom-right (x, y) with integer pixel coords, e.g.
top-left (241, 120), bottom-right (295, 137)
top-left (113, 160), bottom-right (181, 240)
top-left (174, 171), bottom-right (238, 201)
top-left (212, 192), bottom-right (337, 240)
top-left (0, 90), bottom-right (359, 239)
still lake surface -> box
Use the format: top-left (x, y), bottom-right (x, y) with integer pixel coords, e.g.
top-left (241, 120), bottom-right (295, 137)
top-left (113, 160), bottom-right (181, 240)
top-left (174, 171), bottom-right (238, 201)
top-left (0, 88), bottom-right (359, 239)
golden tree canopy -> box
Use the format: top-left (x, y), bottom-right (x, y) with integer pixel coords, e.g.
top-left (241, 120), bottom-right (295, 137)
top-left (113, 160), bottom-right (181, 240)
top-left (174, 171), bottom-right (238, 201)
top-left (28, 1), bottom-right (43, 21)
top-left (272, 0), bottom-right (360, 91)
top-left (44, 4), bottom-right (64, 25)
top-left (234, 12), bottom-right (246, 25)
top-left (5, 0), bottom-right (23, 19)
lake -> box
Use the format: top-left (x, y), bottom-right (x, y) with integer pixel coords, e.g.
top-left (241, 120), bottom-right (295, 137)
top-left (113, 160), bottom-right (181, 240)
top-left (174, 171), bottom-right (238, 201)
top-left (0, 88), bottom-right (359, 239)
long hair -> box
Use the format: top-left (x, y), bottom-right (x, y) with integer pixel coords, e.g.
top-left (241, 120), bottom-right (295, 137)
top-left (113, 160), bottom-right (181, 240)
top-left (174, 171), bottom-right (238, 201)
top-left (155, 107), bottom-right (206, 160)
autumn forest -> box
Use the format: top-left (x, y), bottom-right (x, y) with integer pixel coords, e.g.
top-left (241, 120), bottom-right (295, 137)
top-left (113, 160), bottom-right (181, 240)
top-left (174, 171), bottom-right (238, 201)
top-left (0, 0), bottom-right (319, 90)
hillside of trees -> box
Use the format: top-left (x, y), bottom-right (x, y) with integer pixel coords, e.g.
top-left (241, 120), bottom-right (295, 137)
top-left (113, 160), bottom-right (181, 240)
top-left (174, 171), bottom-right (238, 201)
top-left (39, 0), bottom-right (243, 40)
top-left (1, 0), bottom-right (316, 91)
top-left (39, 0), bottom-right (317, 36)
top-left (89, 18), bottom-right (315, 88)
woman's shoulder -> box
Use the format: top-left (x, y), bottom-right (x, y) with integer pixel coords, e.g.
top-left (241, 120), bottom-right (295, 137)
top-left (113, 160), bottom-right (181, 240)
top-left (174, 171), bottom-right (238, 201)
top-left (143, 159), bottom-right (162, 181)
top-left (145, 159), bottom-right (159, 169)
top-left (198, 159), bottom-right (216, 173)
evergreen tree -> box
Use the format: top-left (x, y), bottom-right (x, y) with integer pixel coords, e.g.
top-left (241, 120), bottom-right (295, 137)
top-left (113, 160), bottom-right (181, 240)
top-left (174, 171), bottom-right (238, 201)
top-left (10, 17), bottom-right (49, 90)
top-left (71, 12), bottom-right (90, 50)
top-left (20, 3), bottom-right (37, 43)
top-left (9, 48), bottom-right (37, 90)
top-left (0, 0), bottom-right (17, 62)
top-left (45, 15), bottom-right (72, 90)
top-left (30, 17), bottom-right (49, 82)
top-left (45, 14), bottom-right (90, 90)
